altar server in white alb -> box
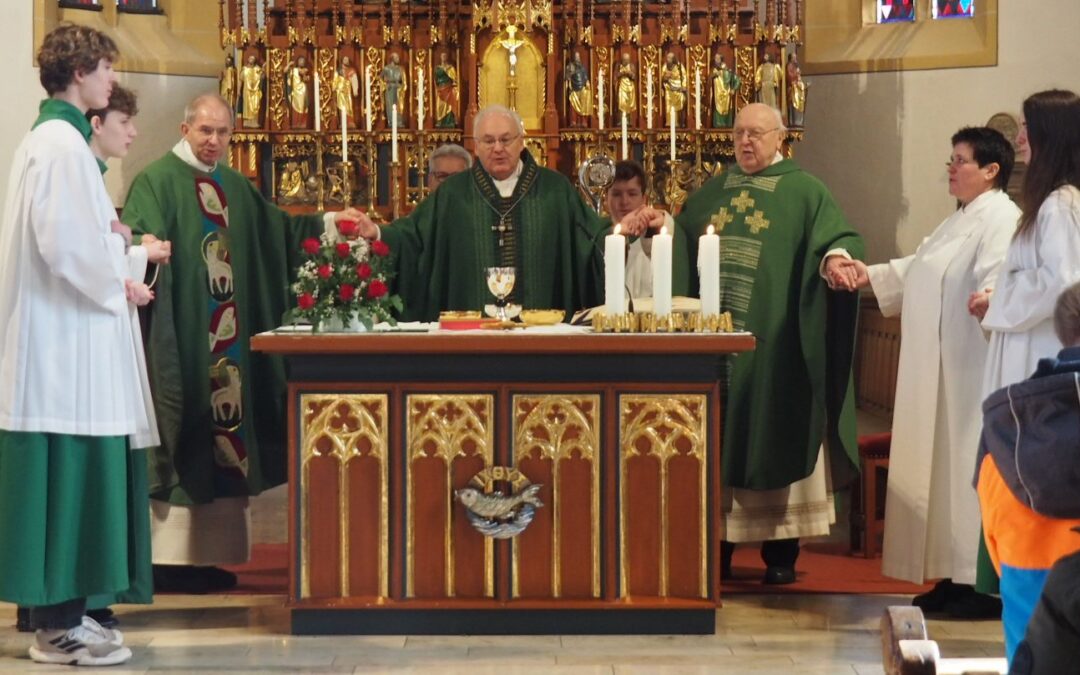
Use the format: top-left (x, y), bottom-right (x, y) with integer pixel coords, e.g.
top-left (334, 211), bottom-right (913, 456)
top-left (846, 127), bottom-right (1018, 616)
top-left (0, 24), bottom-right (157, 667)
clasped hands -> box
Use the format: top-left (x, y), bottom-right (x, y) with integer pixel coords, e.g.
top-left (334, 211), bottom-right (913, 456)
top-left (615, 205), bottom-right (668, 237)
top-left (110, 220), bottom-right (173, 306)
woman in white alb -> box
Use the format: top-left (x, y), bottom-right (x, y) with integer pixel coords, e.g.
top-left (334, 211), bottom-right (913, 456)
top-left (847, 127), bottom-right (1019, 615)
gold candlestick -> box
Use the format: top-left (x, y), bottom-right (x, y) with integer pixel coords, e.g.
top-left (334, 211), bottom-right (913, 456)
top-left (314, 133), bottom-right (325, 211)
top-left (365, 131), bottom-right (385, 223)
top-left (390, 159), bottom-right (401, 219)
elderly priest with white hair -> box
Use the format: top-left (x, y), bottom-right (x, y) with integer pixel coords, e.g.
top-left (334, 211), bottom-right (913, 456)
top-left (678, 103), bottom-right (864, 585)
top-left (354, 104), bottom-right (686, 320)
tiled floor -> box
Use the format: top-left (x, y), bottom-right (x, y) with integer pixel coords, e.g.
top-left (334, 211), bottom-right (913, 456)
top-left (0, 593), bottom-right (1005, 674)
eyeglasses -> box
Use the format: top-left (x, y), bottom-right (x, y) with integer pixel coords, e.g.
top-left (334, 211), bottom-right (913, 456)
top-left (477, 134), bottom-right (522, 149)
top-left (946, 156), bottom-right (975, 168)
top-left (733, 127), bottom-right (779, 142)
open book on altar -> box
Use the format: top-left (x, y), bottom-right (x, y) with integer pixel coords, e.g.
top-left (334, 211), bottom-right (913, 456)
top-left (570, 296), bottom-right (702, 325)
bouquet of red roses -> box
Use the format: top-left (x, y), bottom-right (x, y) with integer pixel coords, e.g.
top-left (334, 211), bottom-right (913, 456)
top-left (284, 221), bottom-right (402, 331)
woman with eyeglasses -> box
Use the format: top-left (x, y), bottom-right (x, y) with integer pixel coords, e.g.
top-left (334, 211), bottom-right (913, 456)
top-left (973, 89), bottom-right (1080, 664)
top-left (844, 127), bottom-right (1019, 617)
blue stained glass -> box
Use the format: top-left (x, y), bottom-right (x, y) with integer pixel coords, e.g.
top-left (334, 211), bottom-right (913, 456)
top-left (877, 0), bottom-right (915, 24)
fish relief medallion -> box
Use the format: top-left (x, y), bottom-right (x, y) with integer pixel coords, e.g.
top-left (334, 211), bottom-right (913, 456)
top-left (455, 466), bottom-right (544, 539)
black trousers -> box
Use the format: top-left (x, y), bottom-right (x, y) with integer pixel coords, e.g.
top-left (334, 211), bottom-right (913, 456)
top-left (722, 538), bottom-right (800, 568)
top-left (24, 598), bottom-right (85, 631)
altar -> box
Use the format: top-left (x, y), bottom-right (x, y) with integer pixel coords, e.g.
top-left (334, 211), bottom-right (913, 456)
top-left (251, 327), bottom-right (754, 635)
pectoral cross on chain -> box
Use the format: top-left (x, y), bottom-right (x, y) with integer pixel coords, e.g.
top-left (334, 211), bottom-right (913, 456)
top-left (493, 216), bottom-right (509, 247)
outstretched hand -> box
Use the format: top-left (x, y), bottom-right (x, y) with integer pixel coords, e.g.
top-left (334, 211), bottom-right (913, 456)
top-left (336, 208), bottom-right (380, 240)
top-left (824, 255), bottom-right (860, 292)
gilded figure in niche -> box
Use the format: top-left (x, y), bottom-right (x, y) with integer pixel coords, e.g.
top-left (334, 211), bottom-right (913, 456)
top-left (239, 54), bottom-right (265, 128)
top-left (434, 51), bottom-right (459, 128)
top-left (278, 160), bottom-right (309, 203)
top-left (564, 50), bottom-right (594, 126)
top-left (616, 52), bottom-right (637, 118)
top-left (661, 52), bottom-right (687, 122)
top-left (381, 52), bottom-right (407, 125)
top-left (711, 53), bottom-right (740, 128)
top-left (220, 55), bottom-right (238, 112)
top-left (754, 52), bottom-right (783, 109)
top-left (333, 59), bottom-right (359, 123)
top-left (286, 54), bottom-right (311, 127)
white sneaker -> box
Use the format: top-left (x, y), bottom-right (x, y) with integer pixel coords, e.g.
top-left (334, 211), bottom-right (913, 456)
top-left (28, 622), bottom-right (132, 666)
top-left (81, 615), bottom-right (124, 646)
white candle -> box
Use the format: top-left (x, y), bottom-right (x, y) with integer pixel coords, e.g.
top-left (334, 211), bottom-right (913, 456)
top-left (645, 69), bottom-right (653, 129)
top-left (694, 68), bottom-right (701, 130)
top-left (598, 68), bottom-right (605, 130)
top-left (651, 225), bottom-right (673, 317)
top-left (669, 105), bottom-right (676, 162)
top-left (604, 224), bottom-right (627, 316)
top-left (621, 112), bottom-right (629, 160)
top-left (698, 224), bottom-right (721, 317)
top-left (391, 104), bottom-right (399, 162)
top-left (340, 105), bottom-right (348, 161)
top-left (418, 69), bottom-right (425, 132)
top-left (314, 64), bottom-right (322, 132)
top-left (364, 65), bottom-right (373, 132)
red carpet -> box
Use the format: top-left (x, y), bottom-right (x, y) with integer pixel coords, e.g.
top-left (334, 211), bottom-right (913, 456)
top-left (224, 542), bottom-right (932, 596)
top-left (723, 541), bottom-right (934, 594)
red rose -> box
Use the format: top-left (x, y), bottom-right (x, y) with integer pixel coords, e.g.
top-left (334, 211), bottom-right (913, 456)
top-left (336, 242), bottom-right (351, 258)
top-left (297, 293), bottom-right (315, 310)
top-left (317, 264), bottom-right (333, 279)
top-left (356, 262), bottom-right (372, 280)
top-left (371, 240), bottom-right (390, 257)
top-left (339, 284), bottom-right (356, 302)
top-left (302, 238), bottom-right (321, 255)
top-left (337, 220), bottom-right (358, 237)
top-left (366, 279), bottom-right (388, 299)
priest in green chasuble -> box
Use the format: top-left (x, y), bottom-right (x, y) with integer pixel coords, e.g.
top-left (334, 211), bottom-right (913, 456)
top-left (678, 103), bottom-right (864, 584)
top-left (121, 94), bottom-right (364, 592)
top-left (354, 105), bottom-right (670, 320)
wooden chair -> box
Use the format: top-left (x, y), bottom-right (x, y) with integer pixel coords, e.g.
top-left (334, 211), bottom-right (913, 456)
top-left (858, 432), bottom-right (892, 558)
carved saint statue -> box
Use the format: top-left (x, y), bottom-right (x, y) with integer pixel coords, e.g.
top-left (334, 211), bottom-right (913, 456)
top-left (239, 54), bottom-right (264, 128)
top-left (220, 55), bottom-right (238, 112)
top-left (564, 51), bottom-right (594, 126)
top-left (381, 52), bottom-right (407, 126)
top-left (278, 161), bottom-right (308, 204)
top-left (711, 52), bottom-right (741, 128)
top-left (434, 51), bottom-right (459, 128)
top-left (616, 52), bottom-right (637, 117)
top-left (786, 52), bottom-right (809, 127)
top-left (754, 52), bottom-right (783, 109)
top-left (333, 56), bottom-right (359, 123)
top-left (286, 55), bottom-right (311, 127)
top-left (661, 52), bottom-right (688, 121)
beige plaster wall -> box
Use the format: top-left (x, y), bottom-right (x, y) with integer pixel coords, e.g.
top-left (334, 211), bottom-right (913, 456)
top-left (797, 1), bottom-right (1080, 263)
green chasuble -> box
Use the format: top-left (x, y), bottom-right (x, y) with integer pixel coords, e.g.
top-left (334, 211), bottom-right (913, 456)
top-left (121, 152), bottom-right (324, 505)
top-left (381, 150), bottom-right (610, 321)
top-left (677, 159), bottom-right (863, 491)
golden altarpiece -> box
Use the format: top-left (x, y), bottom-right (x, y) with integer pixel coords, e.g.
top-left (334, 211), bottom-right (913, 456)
top-left (219, 0), bottom-right (806, 218)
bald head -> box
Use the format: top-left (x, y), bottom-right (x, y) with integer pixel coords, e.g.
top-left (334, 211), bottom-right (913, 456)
top-left (733, 104), bottom-right (785, 174)
top-left (181, 93), bottom-right (234, 166)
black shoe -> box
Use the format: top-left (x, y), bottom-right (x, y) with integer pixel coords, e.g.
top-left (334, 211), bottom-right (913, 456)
top-left (153, 564), bottom-right (210, 593)
top-left (86, 608), bottom-right (118, 628)
top-left (945, 590), bottom-right (1002, 619)
top-left (912, 579), bottom-right (957, 613)
top-left (15, 606), bottom-right (30, 633)
top-left (763, 565), bottom-right (797, 585)
top-left (198, 566), bottom-right (238, 591)
top-left (721, 541), bottom-right (735, 581)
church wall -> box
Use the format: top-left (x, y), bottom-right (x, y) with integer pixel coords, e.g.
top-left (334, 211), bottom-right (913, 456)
top-left (797, 0), bottom-right (1080, 263)
top-left (0, 4), bottom-right (214, 206)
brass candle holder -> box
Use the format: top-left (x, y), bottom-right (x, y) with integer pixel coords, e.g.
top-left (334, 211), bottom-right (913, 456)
top-left (314, 133), bottom-right (325, 211)
top-left (390, 159), bottom-right (401, 219)
top-left (364, 131), bottom-right (385, 223)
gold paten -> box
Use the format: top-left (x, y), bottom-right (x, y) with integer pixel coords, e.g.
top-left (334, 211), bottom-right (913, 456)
top-left (620, 395), bottom-right (708, 598)
top-left (406, 395), bottom-right (495, 598)
top-left (512, 395), bottom-right (601, 598)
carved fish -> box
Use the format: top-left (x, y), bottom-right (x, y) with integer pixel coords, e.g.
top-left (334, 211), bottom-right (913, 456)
top-left (455, 484), bottom-right (543, 520)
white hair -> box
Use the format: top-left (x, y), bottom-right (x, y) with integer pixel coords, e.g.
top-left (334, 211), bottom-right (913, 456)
top-left (739, 103), bottom-right (787, 133)
top-left (472, 104), bottom-right (525, 138)
top-left (428, 143), bottom-right (473, 174)
top-left (184, 93), bottom-right (235, 126)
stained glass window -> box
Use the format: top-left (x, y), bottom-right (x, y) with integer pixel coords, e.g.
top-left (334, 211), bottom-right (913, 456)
top-left (933, 0), bottom-right (974, 19)
top-left (877, 0), bottom-right (915, 24)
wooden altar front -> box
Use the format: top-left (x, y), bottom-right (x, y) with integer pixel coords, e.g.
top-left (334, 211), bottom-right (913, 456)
top-left (251, 330), bottom-right (754, 635)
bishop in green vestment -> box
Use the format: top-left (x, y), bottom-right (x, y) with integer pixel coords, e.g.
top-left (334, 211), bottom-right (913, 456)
top-left (677, 104), bottom-right (863, 584)
top-left (358, 105), bottom-right (665, 321)
top-left (121, 94), bottom-right (363, 582)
